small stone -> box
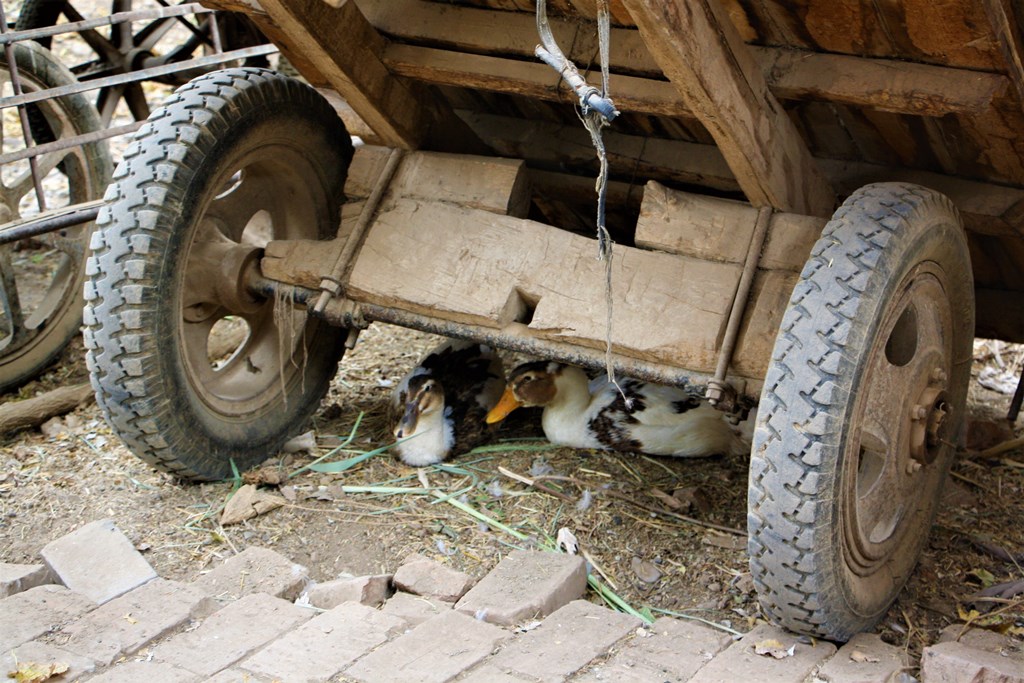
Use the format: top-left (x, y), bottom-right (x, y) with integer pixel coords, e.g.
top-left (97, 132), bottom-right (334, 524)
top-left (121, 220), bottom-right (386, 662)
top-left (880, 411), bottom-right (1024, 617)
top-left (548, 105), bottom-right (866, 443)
top-left (631, 557), bottom-right (662, 584)
top-left (0, 562), bottom-right (53, 598)
top-left (220, 485), bottom-right (286, 526)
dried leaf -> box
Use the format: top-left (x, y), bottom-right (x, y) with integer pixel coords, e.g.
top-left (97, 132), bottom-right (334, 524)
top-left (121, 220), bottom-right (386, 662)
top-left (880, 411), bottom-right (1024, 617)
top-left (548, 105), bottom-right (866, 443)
top-left (850, 649), bottom-right (880, 663)
top-left (630, 557), bottom-right (662, 584)
top-left (242, 466), bottom-right (284, 486)
top-left (754, 639), bottom-right (796, 659)
top-left (220, 484), bottom-right (286, 526)
top-left (650, 488), bottom-right (683, 510)
top-left (673, 486), bottom-right (712, 514)
top-left (8, 661), bottom-right (70, 683)
top-left (282, 430), bottom-right (317, 454)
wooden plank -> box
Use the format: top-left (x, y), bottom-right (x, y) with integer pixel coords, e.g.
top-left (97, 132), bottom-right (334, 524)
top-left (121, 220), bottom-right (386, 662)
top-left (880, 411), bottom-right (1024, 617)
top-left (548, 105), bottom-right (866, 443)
top-left (635, 181), bottom-right (825, 271)
top-left (253, 0), bottom-right (484, 152)
top-left (359, 0), bottom-right (1008, 116)
top-left (983, 0), bottom-right (1024, 113)
top-left (383, 45), bottom-right (689, 118)
top-left (261, 149), bottom-right (530, 287)
top-left (346, 198), bottom-right (755, 377)
top-left (620, 0), bottom-right (834, 215)
top-left (459, 111), bottom-right (1024, 240)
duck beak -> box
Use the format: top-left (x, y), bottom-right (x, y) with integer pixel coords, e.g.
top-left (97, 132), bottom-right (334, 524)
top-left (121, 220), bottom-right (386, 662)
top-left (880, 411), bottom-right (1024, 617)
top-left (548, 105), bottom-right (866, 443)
top-left (395, 402), bottom-right (420, 438)
top-left (486, 387), bottom-right (522, 424)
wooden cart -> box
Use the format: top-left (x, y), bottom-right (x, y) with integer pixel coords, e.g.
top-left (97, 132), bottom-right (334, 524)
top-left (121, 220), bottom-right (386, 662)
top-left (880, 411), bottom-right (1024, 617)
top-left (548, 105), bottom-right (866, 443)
top-left (83, 0), bottom-right (1024, 641)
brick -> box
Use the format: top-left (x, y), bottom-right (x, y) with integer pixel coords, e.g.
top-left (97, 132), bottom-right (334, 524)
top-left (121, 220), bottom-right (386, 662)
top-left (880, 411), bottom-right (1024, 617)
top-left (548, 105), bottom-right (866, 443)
top-left (239, 602), bottom-right (406, 682)
top-left (0, 584), bottom-right (96, 652)
top-left (816, 633), bottom-right (910, 683)
top-left (0, 562), bottom-right (53, 598)
top-left (574, 617), bottom-right (732, 682)
top-left (86, 660), bottom-right (200, 682)
top-left (305, 574), bottom-right (393, 609)
top-left (193, 547), bottom-right (309, 601)
top-left (155, 593), bottom-right (312, 677)
top-left (345, 610), bottom-right (509, 683)
top-left (0, 641), bottom-right (96, 682)
top-left (454, 550), bottom-right (587, 626)
top-left (54, 578), bottom-right (217, 665)
top-left (206, 669), bottom-right (276, 682)
top-left (380, 591), bottom-right (453, 627)
top-left (938, 624), bottom-right (1024, 655)
top-left (687, 623), bottom-right (837, 683)
top-left (458, 665), bottom-right (537, 681)
top-left (921, 640), bottom-right (1024, 683)
top-left (40, 519), bottom-right (157, 604)
top-left (486, 600), bottom-right (639, 682)
top-left (393, 554), bottom-right (476, 602)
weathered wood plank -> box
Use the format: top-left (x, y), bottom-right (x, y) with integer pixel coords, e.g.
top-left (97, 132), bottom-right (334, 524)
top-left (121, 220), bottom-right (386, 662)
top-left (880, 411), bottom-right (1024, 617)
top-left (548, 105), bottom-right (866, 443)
top-left (346, 198), bottom-right (754, 377)
top-left (635, 181), bottom-right (825, 271)
top-left (621, 0), bottom-right (835, 215)
top-left (361, 0), bottom-right (1008, 117)
top-left (983, 0), bottom-right (1024, 114)
top-left (253, 0), bottom-right (485, 153)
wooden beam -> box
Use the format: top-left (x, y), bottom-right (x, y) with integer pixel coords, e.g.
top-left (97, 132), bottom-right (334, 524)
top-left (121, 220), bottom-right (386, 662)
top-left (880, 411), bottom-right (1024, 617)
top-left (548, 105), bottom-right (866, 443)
top-left (252, 0), bottom-right (484, 153)
top-left (983, 0), bottom-right (1024, 113)
top-left (360, 0), bottom-right (1006, 116)
top-left (620, 0), bottom-right (834, 215)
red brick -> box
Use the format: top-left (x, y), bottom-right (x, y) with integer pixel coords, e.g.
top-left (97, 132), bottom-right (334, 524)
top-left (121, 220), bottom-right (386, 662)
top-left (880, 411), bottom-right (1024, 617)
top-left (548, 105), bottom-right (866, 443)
top-left (0, 584), bottom-right (96, 652)
top-left (454, 550), bottom-right (587, 626)
top-left (345, 610), bottom-right (509, 683)
top-left (54, 578), bottom-right (216, 665)
top-left (816, 633), bottom-right (910, 683)
top-left (921, 640), bottom-right (1024, 683)
top-left (0, 562), bottom-right (53, 598)
top-left (687, 623), bottom-right (837, 683)
top-left (574, 616), bottom-right (732, 682)
top-left (485, 600), bottom-right (641, 682)
top-left (41, 519), bottom-right (157, 605)
top-left (393, 554), bottom-right (476, 602)
top-left (192, 547), bottom-right (309, 601)
top-left (0, 641), bottom-right (96, 682)
top-left (305, 574), bottom-right (393, 609)
top-left (154, 593), bottom-right (311, 677)
top-left (238, 602), bottom-right (406, 682)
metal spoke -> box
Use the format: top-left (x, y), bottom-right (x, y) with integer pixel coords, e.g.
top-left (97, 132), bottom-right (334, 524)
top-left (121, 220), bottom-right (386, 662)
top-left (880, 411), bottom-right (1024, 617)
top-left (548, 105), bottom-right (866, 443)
top-left (0, 246), bottom-right (26, 341)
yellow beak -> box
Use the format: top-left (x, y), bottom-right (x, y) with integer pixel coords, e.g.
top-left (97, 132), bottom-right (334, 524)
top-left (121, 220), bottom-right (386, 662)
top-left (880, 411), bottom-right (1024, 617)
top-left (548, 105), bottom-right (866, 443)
top-left (486, 387), bottom-right (522, 424)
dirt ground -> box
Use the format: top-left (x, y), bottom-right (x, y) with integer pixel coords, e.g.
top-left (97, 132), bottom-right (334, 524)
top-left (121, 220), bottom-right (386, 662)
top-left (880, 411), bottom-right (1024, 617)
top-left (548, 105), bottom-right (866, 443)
top-left (2, 326), bottom-right (1023, 670)
top-left (2, 0), bottom-right (1023, 672)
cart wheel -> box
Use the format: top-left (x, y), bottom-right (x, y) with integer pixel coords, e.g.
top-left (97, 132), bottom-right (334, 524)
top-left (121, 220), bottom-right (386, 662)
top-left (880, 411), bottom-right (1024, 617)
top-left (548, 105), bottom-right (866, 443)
top-left (748, 183), bottom-right (974, 641)
top-left (0, 41), bottom-right (112, 393)
top-left (85, 68), bottom-right (353, 481)
top-left (16, 0), bottom-right (267, 126)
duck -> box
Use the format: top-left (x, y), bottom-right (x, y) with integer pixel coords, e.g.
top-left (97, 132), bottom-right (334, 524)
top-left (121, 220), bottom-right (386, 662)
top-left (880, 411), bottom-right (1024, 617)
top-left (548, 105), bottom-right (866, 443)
top-left (390, 339), bottom-right (505, 466)
top-left (486, 361), bottom-right (747, 457)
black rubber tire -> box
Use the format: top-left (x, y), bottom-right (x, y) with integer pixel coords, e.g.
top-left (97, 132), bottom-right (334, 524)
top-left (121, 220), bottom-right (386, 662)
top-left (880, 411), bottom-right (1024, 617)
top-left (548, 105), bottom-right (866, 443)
top-left (84, 68), bottom-right (353, 481)
top-left (747, 183), bottom-right (974, 641)
top-left (0, 41), bottom-right (112, 393)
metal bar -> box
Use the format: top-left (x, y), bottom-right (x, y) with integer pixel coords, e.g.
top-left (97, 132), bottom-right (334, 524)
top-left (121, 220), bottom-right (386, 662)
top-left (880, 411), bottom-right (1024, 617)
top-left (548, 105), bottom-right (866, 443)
top-left (0, 3), bottom-right (47, 213)
top-left (1009, 363), bottom-right (1024, 422)
top-left (0, 44), bottom-right (278, 110)
top-left (0, 205), bottom-right (102, 246)
top-left (706, 205), bottom-right (772, 406)
top-left (351, 302), bottom-right (717, 394)
top-left (0, 121), bottom-right (144, 166)
top-left (0, 3), bottom-right (211, 46)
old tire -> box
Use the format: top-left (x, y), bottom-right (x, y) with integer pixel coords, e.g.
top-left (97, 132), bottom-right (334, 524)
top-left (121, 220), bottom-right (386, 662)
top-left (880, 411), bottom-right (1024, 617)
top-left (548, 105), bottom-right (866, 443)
top-left (85, 68), bottom-right (353, 481)
top-left (748, 183), bottom-right (974, 641)
top-left (0, 41), bottom-right (112, 393)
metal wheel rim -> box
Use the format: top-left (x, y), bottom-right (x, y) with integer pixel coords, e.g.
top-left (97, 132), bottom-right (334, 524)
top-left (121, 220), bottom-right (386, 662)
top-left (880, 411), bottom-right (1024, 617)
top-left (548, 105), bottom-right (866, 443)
top-left (177, 142), bottom-right (328, 418)
top-left (0, 57), bottom-right (96, 358)
top-left (841, 262), bottom-right (954, 578)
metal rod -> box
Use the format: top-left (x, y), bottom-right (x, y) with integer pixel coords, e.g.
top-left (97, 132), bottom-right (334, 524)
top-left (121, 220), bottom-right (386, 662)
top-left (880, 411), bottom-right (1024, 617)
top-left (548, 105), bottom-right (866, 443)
top-left (0, 44), bottom-right (278, 110)
top-left (313, 148), bottom-right (406, 314)
top-left (0, 3), bottom-right (211, 46)
top-left (349, 302), bottom-right (722, 394)
top-left (0, 205), bottom-right (101, 245)
top-left (1009, 362), bottom-right (1024, 422)
top-left (0, 4), bottom-right (47, 213)
top-left (706, 205), bottom-right (773, 405)
top-left (0, 121), bottom-right (144, 166)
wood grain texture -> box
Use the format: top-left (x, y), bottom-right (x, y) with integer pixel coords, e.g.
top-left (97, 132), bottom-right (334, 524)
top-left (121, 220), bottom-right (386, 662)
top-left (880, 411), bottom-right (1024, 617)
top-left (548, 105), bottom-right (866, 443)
top-left (621, 0), bottom-right (835, 215)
